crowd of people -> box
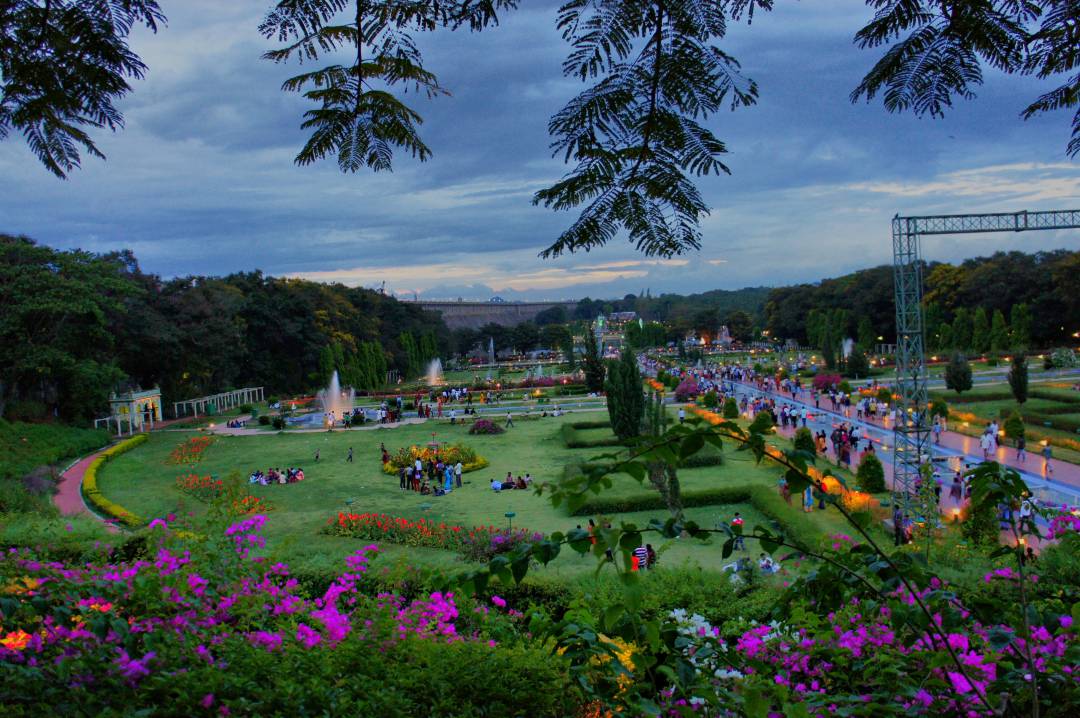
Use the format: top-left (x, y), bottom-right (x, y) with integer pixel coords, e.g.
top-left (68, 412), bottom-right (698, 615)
top-left (248, 467), bottom-right (306, 485)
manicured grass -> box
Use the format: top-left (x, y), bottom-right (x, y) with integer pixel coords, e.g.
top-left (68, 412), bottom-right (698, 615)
top-left (96, 413), bottom-right (855, 576)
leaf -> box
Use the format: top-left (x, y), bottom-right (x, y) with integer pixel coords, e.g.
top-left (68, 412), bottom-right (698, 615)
top-left (679, 433), bottom-right (704, 459)
top-left (722, 538), bottom-right (734, 559)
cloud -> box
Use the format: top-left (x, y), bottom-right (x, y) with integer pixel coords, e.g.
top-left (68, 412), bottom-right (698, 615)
top-left (1, 0), bottom-right (1076, 299)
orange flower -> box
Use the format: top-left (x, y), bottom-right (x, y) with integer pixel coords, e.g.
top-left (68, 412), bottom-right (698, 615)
top-left (1, 630), bottom-right (31, 651)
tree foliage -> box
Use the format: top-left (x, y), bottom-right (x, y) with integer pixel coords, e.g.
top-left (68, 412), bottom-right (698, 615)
top-left (855, 452), bottom-right (885, 493)
top-left (582, 325), bottom-right (606, 393)
top-left (532, 0), bottom-right (758, 257)
top-left (944, 353), bottom-right (973, 395)
top-left (259, 0), bottom-right (514, 171)
top-left (852, 0), bottom-right (1079, 156)
top-left (605, 350), bottom-right (643, 441)
top-left (1008, 353), bottom-right (1028, 404)
top-left (0, 0), bottom-right (165, 177)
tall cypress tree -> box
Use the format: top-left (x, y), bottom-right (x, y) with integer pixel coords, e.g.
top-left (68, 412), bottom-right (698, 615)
top-left (989, 309), bottom-right (1009, 353)
top-left (1008, 355), bottom-right (1029, 404)
top-left (582, 326), bottom-right (606, 392)
top-left (971, 307), bottom-right (990, 353)
top-left (605, 350), bottom-right (644, 440)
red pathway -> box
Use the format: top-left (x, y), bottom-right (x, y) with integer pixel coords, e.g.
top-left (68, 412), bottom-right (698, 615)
top-left (54, 450), bottom-right (105, 516)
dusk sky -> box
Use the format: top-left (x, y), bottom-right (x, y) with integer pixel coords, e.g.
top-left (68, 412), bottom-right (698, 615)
top-left (1, 1), bottom-right (1077, 300)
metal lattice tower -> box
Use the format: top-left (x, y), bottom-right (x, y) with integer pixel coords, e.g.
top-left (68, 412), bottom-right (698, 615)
top-left (891, 209), bottom-right (1080, 513)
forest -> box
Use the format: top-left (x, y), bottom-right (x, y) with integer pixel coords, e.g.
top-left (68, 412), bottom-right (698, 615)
top-left (0, 235), bottom-right (447, 422)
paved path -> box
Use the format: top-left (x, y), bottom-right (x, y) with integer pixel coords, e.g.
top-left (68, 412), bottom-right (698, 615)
top-left (54, 452), bottom-right (101, 516)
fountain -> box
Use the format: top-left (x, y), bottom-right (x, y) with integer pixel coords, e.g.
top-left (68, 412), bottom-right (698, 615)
top-left (289, 370), bottom-right (357, 427)
top-left (426, 358), bottom-right (444, 386)
top-left (536, 364), bottom-right (544, 378)
top-left (842, 338), bottom-right (855, 359)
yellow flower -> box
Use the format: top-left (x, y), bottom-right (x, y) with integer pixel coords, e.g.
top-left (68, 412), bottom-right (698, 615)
top-left (2, 577), bottom-right (42, 595)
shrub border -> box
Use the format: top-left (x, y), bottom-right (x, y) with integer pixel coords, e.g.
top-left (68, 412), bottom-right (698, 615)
top-left (81, 434), bottom-right (148, 529)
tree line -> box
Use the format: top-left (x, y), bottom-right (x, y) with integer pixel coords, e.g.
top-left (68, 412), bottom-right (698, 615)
top-left (765, 250), bottom-right (1079, 350)
top-left (0, 236), bottom-right (448, 422)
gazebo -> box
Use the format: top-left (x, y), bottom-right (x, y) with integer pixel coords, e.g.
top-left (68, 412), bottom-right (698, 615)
top-left (95, 387), bottom-right (163, 435)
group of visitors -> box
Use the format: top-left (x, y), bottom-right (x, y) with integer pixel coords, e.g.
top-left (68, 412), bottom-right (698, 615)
top-left (249, 467), bottom-right (305, 485)
top-left (397, 454), bottom-right (463, 496)
top-left (491, 472), bottom-right (532, 491)
top-left (225, 418), bottom-right (248, 429)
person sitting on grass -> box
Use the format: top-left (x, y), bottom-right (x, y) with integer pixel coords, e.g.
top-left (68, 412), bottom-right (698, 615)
top-left (515, 475), bottom-right (527, 490)
top-left (490, 478), bottom-right (502, 491)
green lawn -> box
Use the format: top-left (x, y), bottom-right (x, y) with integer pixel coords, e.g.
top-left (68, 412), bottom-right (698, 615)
top-left (96, 412), bottom-right (855, 576)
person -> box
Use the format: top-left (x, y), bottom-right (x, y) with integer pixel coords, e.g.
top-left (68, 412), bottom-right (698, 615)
top-left (491, 477), bottom-right (502, 491)
top-left (1016, 435), bottom-right (1026, 463)
top-left (505, 410), bottom-right (514, 428)
top-left (454, 461), bottom-right (463, 488)
top-left (932, 418), bottom-right (942, 445)
top-left (645, 544), bottom-right (657, 569)
top-left (979, 429), bottom-right (993, 460)
top-left (758, 553), bottom-right (777, 574)
top-left (314, 449), bottom-right (320, 462)
top-left (1019, 496), bottom-right (1033, 526)
top-left (632, 544), bottom-right (648, 571)
top-left (347, 447), bottom-right (353, 463)
top-left (524, 472), bottom-right (532, 486)
top-left (515, 475), bottom-right (527, 490)
top-left (731, 512), bottom-right (745, 551)
top-left (893, 505), bottom-right (904, 547)
top-left (296, 468), bottom-right (305, 481)
top-left (399, 466), bottom-right (408, 491)
top-left (1042, 442), bottom-right (1054, 476)
top-left (949, 472), bottom-right (963, 502)
top-left (803, 485), bottom-right (814, 513)
top-left (678, 407), bottom-right (686, 424)
top-left (779, 477), bottom-right (791, 505)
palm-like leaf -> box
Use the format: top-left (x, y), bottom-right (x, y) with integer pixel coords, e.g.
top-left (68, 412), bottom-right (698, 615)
top-left (536, 0), bottom-right (757, 257)
top-left (0, 0), bottom-right (164, 178)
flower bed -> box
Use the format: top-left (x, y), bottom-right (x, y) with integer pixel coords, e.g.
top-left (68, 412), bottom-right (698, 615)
top-left (0, 515), bottom-right (575, 715)
top-left (166, 435), bottom-right (215, 465)
top-left (325, 512), bottom-right (542, 562)
top-left (175, 473), bottom-right (224, 502)
top-left (381, 443), bottom-right (488, 474)
top-left (81, 434), bottom-right (148, 528)
top-left (468, 419), bottom-right (505, 435)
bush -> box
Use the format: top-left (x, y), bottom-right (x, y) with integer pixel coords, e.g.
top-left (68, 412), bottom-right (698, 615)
top-left (1003, 411), bottom-right (1025, 442)
top-left (812, 373), bottom-right (841, 392)
top-left (468, 419), bottom-right (505, 435)
top-left (272, 416), bottom-right (286, 430)
top-left (793, 427), bottom-right (816, 455)
top-left (238, 403), bottom-right (254, 414)
top-left (257, 414), bottom-right (271, 425)
top-left (855, 453), bottom-right (886, 493)
top-left (929, 399), bottom-right (949, 419)
top-left (674, 378), bottom-right (699, 402)
top-left (722, 397), bottom-right (739, 419)
top-left (702, 389), bottom-right (719, 408)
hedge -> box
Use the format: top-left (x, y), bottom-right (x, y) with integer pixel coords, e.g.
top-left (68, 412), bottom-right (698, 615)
top-left (933, 390), bottom-right (1014, 403)
top-left (569, 420), bottom-right (613, 430)
top-left (1030, 389), bottom-right (1080, 405)
top-left (81, 434), bottom-right (148, 528)
top-left (571, 483), bottom-right (823, 551)
top-left (1024, 412), bottom-right (1080, 433)
top-left (560, 423), bottom-right (624, 449)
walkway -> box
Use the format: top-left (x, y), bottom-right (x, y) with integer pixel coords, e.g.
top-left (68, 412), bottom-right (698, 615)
top-left (54, 448), bottom-right (121, 532)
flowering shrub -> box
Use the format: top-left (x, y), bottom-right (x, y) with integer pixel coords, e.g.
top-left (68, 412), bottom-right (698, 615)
top-left (325, 512), bottom-right (542, 562)
top-left (166, 435), bottom-right (215, 465)
top-left (381, 443), bottom-right (488, 474)
top-left (468, 419), bottom-right (505, 435)
top-left (812, 373), bottom-right (842, 392)
top-left (520, 376), bottom-right (556, 388)
top-left (674, 378), bottom-right (699, 401)
top-left (232, 495), bottom-right (273, 515)
top-left (0, 514), bottom-right (576, 715)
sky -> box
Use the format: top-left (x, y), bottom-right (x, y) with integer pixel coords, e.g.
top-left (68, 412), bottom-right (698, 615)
top-left (1, 0), bottom-right (1077, 301)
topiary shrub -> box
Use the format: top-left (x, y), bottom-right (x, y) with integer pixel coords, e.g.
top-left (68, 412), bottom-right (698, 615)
top-left (930, 398), bottom-right (949, 420)
top-left (1003, 411), bottom-right (1025, 442)
top-left (722, 397), bottom-right (739, 419)
top-left (271, 416), bottom-right (286, 430)
top-left (258, 415), bottom-right (271, 426)
top-left (793, 427), bottom-right (816, 455)
top-left (238, 404), bottom-right (254, 414)
top-left (855, 452), bottom-right (886, 493)
top-left (702, 389), bottom-right (719, 408)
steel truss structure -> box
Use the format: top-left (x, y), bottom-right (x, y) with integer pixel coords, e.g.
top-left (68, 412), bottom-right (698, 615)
top-left (891, 210), bottom-right (1080, 513)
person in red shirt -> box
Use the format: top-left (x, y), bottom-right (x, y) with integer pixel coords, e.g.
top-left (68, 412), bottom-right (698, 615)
top-left (731, 512), bottom-right (745, 551)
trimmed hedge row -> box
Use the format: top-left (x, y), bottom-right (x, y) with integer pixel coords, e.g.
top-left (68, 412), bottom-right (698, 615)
top-left (560, 423), bottom-right (624, 449)
top-left (935, 390), bottom-right (1014, 403)
top-left (570, 483), bottom-right (823, 551)
top-left (1025, 412), bottom-right (1080, 433)
top-left (1030, 389), bottom-right (1080, 404)
top-left (568, 420), bottom-right (612, 430)
top-left (81, 434), bottom-right (148, 528)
